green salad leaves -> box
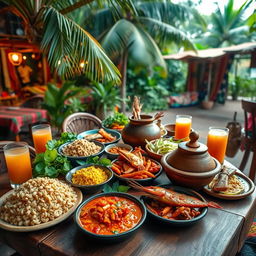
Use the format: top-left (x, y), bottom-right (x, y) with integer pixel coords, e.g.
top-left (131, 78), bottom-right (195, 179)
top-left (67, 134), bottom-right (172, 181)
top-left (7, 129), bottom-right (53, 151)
top-left (33, 132), bottom-right (76, 178)
top-left (102, 111), bottom-right (129, 127)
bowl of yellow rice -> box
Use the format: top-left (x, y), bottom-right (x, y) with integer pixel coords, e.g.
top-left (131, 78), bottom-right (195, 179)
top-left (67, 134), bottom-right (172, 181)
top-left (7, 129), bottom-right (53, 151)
top-left (65, 164), bottom-right (113, 193)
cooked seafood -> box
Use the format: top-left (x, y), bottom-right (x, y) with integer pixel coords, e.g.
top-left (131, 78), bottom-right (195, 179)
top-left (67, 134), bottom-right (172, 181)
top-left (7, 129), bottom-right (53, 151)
top-left (128, 180), bottom-right (222, 209)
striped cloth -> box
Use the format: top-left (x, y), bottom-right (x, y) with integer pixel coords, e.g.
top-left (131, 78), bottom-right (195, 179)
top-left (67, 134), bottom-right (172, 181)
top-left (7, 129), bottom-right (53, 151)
top-left (0, 106), bottom-right (47, 136)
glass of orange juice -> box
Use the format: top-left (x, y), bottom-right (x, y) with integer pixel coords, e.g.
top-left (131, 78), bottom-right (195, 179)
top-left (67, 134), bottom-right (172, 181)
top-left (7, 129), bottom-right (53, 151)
top-left (174, 115), bottom-right (192, 140)
top-left (207, 127), bottom-right (229, 164)
top-left (4, 142), bottom-right (32, 189)
top-left (32, 124), bottom-right (52, 154)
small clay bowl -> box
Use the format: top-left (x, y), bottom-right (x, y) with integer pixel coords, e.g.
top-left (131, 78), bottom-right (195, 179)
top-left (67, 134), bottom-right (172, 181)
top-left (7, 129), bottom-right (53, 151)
top-left (105, 143), bottom-right (133, 160)
top-left (164, 124), bottom-right (176, 137)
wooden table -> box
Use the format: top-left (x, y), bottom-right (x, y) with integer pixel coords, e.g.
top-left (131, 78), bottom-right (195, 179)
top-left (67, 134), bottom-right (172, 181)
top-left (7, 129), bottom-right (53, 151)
top-left (0, 162), bottom-right (255, 256)
top-left (0, 106), bottom-right (47, 140)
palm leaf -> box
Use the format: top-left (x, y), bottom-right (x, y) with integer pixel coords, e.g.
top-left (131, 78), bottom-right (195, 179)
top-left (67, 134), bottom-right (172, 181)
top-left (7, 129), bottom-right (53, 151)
top-left (138, 17), bottom-right (195, 51)
top-left (41, 6), bottom-right (120, 82)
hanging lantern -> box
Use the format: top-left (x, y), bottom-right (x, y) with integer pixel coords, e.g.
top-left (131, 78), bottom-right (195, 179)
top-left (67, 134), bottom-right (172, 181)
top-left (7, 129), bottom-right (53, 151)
top-left (8, 52), bottom-right (23, 66)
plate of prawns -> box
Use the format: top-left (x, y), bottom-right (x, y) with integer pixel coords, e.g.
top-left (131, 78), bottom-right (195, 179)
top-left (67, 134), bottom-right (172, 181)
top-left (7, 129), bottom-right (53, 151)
top-left (128, 181), bottom-right (222, 226)
top-left (111, 147), bottom-right (162, 184)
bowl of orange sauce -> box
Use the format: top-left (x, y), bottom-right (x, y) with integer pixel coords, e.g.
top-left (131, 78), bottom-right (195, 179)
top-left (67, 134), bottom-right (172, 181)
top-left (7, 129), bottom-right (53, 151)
top-left (75, 192), bottom-right (146, 241)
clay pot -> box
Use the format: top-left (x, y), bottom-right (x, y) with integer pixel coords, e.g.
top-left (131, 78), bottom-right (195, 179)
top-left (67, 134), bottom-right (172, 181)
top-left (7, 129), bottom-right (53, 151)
top-left (161, 131), bottom-right (221, 189)
top-left (122, 115), bottom-right (161, 148)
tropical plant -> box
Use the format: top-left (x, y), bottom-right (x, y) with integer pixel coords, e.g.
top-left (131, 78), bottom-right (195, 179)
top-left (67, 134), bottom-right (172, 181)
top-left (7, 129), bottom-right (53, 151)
top-left (90, 82), bottom-right (122, 119)
top-left (81, 1), bottom-right (195, 111)
top-left (43, 82), bottom-right (86, 131)
top-left (195, 0), bottom-right (255, 48)
top-left (126, 68), bottom-right (169, 112)
top-left (0, 0), bottom-right (137, 82)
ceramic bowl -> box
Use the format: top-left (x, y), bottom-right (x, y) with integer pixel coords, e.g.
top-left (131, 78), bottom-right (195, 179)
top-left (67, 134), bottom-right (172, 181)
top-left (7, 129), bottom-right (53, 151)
top-left (141, 185), bottom-right (208, 226)
top-left (145, 138), bottom-right (179, 162)
top-left (65, 164), bottom-right (113, 193)
top-left (164, 124), bottom-right (176, 137)
top-left (58, 140), bottom-right (105, 162)
top-left (101, 124), bottom-right (124, 133)
top-left (77, 129), bottom-right (121, 146)
top-left (111, 158), bottom-right (162, 185)
top-left (75, 192), bottom-right (147, 241)
top-left (105, 143), bottom-right (133, 160)
top-left (161, 152), bottom-right (221, 190)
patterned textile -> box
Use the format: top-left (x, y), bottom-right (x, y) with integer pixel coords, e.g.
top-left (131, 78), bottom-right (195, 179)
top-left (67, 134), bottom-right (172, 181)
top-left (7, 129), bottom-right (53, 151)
top-left (0, 106), bottom-right (47, 136)
top-left (186, 55), bottom-right (234, 103)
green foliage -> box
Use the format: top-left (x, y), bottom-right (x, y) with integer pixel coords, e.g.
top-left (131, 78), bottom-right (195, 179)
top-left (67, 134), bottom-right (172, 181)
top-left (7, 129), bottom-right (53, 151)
top-left (103, 181), bottom-right (130, 193)
top-left (126, 68), bottom-right (169, 112)
top-left (91, 82), bottom-right (122, 118)
top-left (102, 111), bottom-right (129, 127)
top-left (76, 156), bottom-right (112, 167)
top-left (43, 82), bottom-right (86, 130)
top-left (33, 132), bottom-right (77, 178)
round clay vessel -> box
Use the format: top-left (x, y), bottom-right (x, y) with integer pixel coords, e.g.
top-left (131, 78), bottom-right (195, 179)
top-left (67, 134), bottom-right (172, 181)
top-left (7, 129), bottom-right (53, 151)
top-left (122, 115), bottom-right (161, 148)
top-left (161, 131), bottom-right (221, 189)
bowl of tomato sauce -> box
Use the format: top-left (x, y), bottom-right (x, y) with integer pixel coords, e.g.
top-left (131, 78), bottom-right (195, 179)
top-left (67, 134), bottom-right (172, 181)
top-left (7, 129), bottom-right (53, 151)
top-left (75, 192), bottom-right (147, 241)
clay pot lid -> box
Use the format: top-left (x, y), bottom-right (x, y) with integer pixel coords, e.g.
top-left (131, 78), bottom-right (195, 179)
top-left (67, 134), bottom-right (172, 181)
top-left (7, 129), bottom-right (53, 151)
top-left (166, 131), bottom-right (216, 173)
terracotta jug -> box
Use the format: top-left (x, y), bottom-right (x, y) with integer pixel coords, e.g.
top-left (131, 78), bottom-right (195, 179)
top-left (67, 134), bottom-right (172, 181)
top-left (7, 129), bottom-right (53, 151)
top-left (122, 115), bottom-right (161, 147)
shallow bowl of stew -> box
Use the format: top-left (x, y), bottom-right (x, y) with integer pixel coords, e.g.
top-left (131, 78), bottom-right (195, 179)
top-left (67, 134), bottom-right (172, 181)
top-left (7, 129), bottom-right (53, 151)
top-left (77, 129), bottom-right (121, 146)
top-left (105, 143), bottom-right (133, 160)
top-left (75, 192), bottom-right (147, 241)
top-left (141, 185), bottom-right (208, 226)
top-left (65, 164), bottom-right (113, 194)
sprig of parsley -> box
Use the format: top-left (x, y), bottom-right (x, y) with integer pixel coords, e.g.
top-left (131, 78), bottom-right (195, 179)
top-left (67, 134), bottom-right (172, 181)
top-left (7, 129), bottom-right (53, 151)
top-left (76, 156), bottom-right (111, 167)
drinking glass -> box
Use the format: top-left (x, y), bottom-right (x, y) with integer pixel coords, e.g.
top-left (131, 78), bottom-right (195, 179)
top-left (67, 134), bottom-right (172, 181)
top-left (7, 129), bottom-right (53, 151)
top-left (32, 124), bottom-right (52, 154)
top-left (207, 127), bottom-right (229, 164)
top-left (3, 142), bottom-right (32, 189)
top-left (174, 115), bottom-right (192, 140)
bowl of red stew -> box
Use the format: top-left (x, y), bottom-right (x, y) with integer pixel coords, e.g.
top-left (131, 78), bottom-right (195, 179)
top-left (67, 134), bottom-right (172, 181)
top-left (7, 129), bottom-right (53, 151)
top-left (75, 192), bottom-right (147, 241)
top-left (141, 185), bottom-right (208, 226)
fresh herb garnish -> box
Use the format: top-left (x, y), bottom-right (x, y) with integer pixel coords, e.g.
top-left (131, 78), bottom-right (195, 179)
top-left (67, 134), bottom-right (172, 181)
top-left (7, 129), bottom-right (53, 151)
top-left (102, 112), bottom-right (129, 128)
top-left (112, 230), bottom-right (119, 234)
top-left (103, 181), bottom-right (130, 193)
top-left (76, 156), bottom-right (111, 167)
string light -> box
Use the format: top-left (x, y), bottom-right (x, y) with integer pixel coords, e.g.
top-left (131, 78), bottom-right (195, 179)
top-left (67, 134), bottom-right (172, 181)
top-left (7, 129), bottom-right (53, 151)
top-left (8, 52), bottom-right (22, 65)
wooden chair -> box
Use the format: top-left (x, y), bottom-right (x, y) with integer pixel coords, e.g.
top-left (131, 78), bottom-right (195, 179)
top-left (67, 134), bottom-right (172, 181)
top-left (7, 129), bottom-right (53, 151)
top-left (20, 95), bottom-right (44, 109)
top-left (62, 112), bottom-right (102, 134)
top-left (0, 141), bottom-right (36, 174)
top-left (239, 100), bottom-right (256, 181)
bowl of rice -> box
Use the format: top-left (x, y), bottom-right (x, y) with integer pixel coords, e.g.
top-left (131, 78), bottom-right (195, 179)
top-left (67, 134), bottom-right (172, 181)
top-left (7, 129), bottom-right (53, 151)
top-left (58, 139), bottom-right (105, 162)
top-left (65, 164), bottom-right (113, 193)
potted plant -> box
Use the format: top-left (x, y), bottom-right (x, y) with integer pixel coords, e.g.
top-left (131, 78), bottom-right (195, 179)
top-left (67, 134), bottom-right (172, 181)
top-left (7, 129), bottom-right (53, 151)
top-left (43, 82), bottom-right (86, 134)
top-left (91, 82), bottom-right (122, 120)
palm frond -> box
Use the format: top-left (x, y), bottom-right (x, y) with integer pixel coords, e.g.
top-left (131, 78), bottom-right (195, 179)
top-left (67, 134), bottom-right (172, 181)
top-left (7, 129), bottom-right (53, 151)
top-left (41, 6), bottom-right (120, 82)
top-left (138, 17), bottom-right (195, 51)
top-left (137, 2), bottom-right (189, 25)
top-left (101, 19), bottom-right (166, 72)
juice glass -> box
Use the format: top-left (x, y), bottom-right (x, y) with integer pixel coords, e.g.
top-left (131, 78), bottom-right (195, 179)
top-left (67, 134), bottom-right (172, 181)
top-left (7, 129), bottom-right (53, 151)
top-left (3, 142), bottom-right (32, 189)
top-left (207, 127), bottom-right (229, 164)
top-left (174, 115), bottom-right (192, 140)
top-left (32, 124), bottom-right (52, 154)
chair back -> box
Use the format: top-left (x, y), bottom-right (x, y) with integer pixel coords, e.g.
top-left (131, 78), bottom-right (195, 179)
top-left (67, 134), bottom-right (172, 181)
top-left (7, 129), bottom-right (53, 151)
top-left (0, 141), bottom-right (36, 174)
top-left (241, 100), bottom-right (256, 141)
top-left (21, 95), bottom-right (44, 109)
top-left (62, 112), bottom-right (102, 135)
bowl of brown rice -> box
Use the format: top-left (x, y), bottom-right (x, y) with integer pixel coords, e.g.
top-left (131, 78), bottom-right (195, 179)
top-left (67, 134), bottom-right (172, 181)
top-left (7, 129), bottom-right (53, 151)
top-left (65, 164), bottom-right (113, 193)
top-left (58, 139), bottom-right (105, 163)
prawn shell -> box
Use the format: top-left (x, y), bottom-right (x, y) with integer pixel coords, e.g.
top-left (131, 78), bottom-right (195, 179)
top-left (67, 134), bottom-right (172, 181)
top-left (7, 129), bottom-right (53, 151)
top-left (141, 185), bottom-right (208, 226)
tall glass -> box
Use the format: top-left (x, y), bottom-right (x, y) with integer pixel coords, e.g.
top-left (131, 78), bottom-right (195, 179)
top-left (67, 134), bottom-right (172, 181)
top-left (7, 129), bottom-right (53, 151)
top-left (174, 115), bottom-right (192, 141)
top-left (32, 124), bottom-right (52, 154)
top-left (207, 127), bottom-right (229, 164)
top-left (4, 142), bottom-right (32, 189)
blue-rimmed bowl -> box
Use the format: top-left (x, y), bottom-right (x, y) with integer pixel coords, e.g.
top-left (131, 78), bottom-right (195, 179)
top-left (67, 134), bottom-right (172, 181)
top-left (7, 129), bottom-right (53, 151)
top-left (58, 140), bottom-right (105, 162)
top-left (77, 129), bottom-right (121, 146)
top-left (75, 192), bottom-right (147, 241)
top-left (65, 164), bottom-right (113, 194)
top-left (141, 185), bottom-right (208, 226)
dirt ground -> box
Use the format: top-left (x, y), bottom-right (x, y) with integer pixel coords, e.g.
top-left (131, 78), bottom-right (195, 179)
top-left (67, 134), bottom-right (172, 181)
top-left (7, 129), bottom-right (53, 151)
top-left (161, 100), bottom-right (250, 176)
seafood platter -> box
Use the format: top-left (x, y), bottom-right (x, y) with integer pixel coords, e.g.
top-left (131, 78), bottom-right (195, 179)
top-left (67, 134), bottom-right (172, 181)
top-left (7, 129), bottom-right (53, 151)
top-left (0, 96), bottom-right (255, 241)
